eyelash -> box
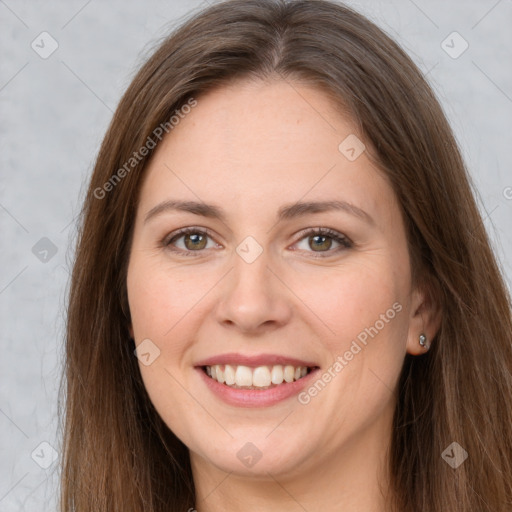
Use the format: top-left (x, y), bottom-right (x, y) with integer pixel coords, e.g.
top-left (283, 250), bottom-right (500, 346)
top-left (161, 226), bottom-right (353, 258)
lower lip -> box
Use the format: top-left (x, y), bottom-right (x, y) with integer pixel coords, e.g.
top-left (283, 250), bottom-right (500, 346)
top-left (195, 367), bottom-right (320, 408)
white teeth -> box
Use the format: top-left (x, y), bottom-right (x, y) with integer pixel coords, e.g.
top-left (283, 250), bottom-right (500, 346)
top-left (224, 364), bottom-right (236, 385)
top-left (205, 364), bottom-right (312, 388)
top-left (271, 365), bottom-right (284, 384)
top-left (252, 366), bottom-right (271, 387)
top-left (283, 365), bottom-right (295, 383)
top-left (235, 365), bottom-right (253, 386)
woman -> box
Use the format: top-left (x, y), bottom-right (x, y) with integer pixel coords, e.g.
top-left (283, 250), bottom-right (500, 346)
top-left (61, 0), bottom-right (512, 510)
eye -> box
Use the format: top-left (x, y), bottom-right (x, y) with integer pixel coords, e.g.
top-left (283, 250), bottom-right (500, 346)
top-left (162, 226), bottom-right (352, 258)
top-left (292, 227), bottom-right (352, 257)
top-left (162, 227), bottom-right (220, 256)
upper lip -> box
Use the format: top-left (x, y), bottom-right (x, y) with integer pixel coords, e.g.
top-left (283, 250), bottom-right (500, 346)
top-left (195, 353), bottom-right (320, 368)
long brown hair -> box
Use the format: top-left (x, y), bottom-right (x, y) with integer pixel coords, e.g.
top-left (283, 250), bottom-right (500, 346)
top-left (61, 0), bottom-right (512, 510)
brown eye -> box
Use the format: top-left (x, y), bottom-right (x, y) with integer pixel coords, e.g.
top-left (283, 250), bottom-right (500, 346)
top-left (294, 228), bottom-right (352, 257)
top-left (182, 232), bottom-right (207, 250)
top-left (308, 234), bottom-right (334, 252)
top-left (163, 228), bottom-right (217, 256)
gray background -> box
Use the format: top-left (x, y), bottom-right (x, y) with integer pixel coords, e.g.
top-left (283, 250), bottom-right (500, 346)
top-left (1, 0), bottom-right (511, 510)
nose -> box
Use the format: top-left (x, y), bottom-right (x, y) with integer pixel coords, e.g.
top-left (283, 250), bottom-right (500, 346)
top-left (214, 245), bottom-right (292, 334)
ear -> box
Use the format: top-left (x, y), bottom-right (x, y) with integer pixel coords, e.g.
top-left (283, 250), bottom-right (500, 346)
top-left (406, 283), bottom-right (442, 355)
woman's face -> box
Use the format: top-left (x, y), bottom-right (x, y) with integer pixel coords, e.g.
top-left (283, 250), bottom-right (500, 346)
top-left (126, 79), bottom-right (428, 480)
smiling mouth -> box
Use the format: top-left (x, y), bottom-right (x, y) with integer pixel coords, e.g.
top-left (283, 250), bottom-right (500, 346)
top-left (202, 364), bottom-right (318, 390)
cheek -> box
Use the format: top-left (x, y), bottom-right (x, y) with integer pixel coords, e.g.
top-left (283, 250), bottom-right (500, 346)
top-left (304, 267), bottom-right (407, 415)
top-left (301, 261), bottom-right (404, 340)
top-left (127, 259), bottom-right (212, 339)
top-left (126, 257), bottom-right (227, 405)
top-left (126, 260), bottom-right (207, 438)
top-left (297, 259), bottom-right (409, 393)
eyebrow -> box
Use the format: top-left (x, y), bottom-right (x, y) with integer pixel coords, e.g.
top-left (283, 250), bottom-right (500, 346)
top-left (144, 199), bottom-right (374, 226)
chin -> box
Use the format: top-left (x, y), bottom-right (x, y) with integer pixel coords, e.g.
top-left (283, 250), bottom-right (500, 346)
top-left (195, 437), bottom-right (310, 478)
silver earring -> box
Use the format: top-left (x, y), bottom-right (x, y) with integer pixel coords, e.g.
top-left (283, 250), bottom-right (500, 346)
top-left (419, 333), bottom-right (427, 348)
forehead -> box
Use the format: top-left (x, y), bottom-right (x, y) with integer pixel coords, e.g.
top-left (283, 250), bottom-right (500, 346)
top-left (137, 79), bottom-right (394, 224)
top-left (160, 78), bottom-right (354, 167)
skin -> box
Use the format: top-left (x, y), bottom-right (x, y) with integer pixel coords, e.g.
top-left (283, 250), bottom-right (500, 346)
top-left (126, 78), bottom-right (440, 512)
